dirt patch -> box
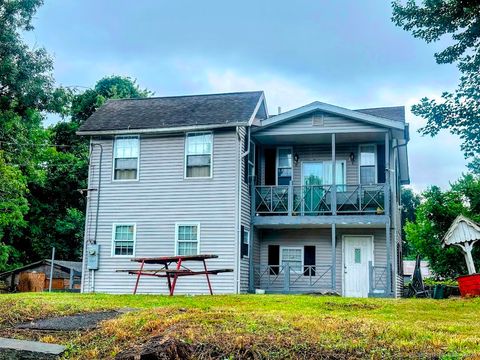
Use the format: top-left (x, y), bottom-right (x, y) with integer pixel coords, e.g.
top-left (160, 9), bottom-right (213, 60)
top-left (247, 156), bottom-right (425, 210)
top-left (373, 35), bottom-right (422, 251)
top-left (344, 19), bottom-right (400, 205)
top-left (113, 336), bottom-right (435, 360)
top-left (15, 310), bottom-right (122, 331)
top-left (115, 336), bottom-right (194, 360)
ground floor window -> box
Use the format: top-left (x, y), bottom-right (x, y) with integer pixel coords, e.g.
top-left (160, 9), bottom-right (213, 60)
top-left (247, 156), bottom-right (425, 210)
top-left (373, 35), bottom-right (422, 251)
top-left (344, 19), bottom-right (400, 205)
top-left (281, 247), bottom-right (303, 272)
top-left (176, 223), bottom-right (200, 256)
top-left (112, 224), bottom-right (136, 256)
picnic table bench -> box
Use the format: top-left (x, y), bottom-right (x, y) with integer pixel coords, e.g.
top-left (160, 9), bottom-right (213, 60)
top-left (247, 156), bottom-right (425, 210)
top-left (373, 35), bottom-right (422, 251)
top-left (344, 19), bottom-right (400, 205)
top-left (116, 254), bottom-right (233, 295)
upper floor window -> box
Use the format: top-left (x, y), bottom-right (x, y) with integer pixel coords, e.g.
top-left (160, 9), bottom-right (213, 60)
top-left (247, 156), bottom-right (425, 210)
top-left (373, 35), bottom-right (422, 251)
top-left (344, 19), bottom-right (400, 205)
top-left (176, 223), bottom-right (200, 256)
top-left (277, 147), bottom-right (292, 185)
top-left (359, 145), bottom-right (376, 185)
top-left (112, 224), bottom-right (136, 256)
top-left (185, 132), bottom-right (212, 178)
top-left (114, 136), bottom-right (139, 180)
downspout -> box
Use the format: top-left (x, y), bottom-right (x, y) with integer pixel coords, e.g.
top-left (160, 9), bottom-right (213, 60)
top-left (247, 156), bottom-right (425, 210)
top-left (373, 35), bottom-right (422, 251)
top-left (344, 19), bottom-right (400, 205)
top-left (391, 139), bottom-right (408, 296)
top-left (80, 139), bottom-right (93, 293)
top-left (235, 126), bottom-right (253, 294)
top-left (234, 127), bottom-right (241, 294)
top-left (85, 142), bottom-right (103, 293)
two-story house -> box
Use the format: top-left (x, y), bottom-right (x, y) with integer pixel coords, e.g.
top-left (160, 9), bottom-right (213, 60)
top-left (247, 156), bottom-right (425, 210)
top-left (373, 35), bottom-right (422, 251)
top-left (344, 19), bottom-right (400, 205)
top-left (77, 91), bottom-right (409, 298)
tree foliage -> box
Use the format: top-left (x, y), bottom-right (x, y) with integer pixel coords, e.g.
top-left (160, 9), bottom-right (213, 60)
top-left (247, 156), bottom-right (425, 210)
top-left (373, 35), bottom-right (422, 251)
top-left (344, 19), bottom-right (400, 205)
top-left (404, 175), bottom-right (480, 278)
top-left (71, 76), bottom-right (152, 123)
top-left (400, 188), bottom-right (421, 259)
top-left (392, 1), bottom-right (480, 172)
top-left (0, 1), bottom-right (153, 271)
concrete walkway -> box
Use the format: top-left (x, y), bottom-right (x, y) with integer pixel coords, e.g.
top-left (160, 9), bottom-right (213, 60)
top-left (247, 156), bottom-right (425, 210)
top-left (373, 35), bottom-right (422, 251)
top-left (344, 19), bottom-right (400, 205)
top-left (16, 310), bottom-right (120, 331)
top-left (0, 337), bottom-right (65, 359)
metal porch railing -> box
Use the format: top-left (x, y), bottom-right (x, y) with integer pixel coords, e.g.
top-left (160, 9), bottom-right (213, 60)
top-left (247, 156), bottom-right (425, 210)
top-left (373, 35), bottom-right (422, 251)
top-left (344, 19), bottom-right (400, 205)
top-left (254, 184), bottom-right (387, 216)
top-left (368, 261), bottom-right (393, 297)
top-left (253, 264), bottom-right (334, 293)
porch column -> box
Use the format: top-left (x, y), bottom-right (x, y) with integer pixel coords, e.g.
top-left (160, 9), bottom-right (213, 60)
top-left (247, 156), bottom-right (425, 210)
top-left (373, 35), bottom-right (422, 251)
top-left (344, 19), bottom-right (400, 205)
top-left (385, 132), bottom-right (392, 296)
top-left (331, 133), bottom-right (337, 215)
top-left (249, 176), bottom-right (256, 293)
top-left (386, 219), bottom-right (392, 296)
top-left (331, 223), bottom-right (336, 291)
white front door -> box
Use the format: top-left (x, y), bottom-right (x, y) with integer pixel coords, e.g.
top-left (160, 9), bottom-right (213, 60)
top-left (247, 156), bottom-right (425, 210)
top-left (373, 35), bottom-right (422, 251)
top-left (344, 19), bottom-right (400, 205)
top-left (343, 236), bottom-right (373, 298)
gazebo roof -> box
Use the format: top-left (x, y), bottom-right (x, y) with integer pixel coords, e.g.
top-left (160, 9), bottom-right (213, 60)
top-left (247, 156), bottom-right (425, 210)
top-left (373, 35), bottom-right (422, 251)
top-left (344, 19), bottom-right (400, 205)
top-left (442, 215), bottom-right (480, 246)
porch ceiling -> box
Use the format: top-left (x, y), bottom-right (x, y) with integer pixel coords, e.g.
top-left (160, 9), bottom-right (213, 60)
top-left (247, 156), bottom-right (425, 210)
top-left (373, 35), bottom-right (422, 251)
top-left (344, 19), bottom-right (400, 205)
top-left (252, 131), bottom-right (386, 145)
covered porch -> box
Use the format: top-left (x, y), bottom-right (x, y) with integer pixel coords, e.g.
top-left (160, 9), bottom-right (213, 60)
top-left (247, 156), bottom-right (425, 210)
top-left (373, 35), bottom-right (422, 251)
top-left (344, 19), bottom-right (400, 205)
top-left (250, 130), bottom-right (392, 222)
top-left (248, 225), bottom-right (394, 298)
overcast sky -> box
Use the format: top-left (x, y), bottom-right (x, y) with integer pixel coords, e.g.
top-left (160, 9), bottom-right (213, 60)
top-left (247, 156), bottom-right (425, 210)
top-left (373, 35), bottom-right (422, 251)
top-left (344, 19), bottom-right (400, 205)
top-left (27, 0), bottom-right (468, 191)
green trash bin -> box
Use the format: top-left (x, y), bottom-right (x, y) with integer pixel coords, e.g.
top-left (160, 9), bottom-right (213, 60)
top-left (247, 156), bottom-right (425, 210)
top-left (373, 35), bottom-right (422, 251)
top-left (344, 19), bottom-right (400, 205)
top-left (432, 284), bottom-right (446, 299)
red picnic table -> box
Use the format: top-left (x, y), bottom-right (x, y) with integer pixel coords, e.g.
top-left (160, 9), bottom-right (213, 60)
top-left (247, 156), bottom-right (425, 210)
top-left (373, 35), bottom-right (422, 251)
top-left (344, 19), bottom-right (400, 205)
top-left (117, 254), bottom-right (233, 295)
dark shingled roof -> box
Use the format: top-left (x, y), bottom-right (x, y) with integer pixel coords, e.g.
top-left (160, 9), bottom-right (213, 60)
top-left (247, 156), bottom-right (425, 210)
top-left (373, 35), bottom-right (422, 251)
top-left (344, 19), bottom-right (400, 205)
top-left (355, 106), bottom-right (405, 122)
top-left (78, 91), bottom-right (264, 133)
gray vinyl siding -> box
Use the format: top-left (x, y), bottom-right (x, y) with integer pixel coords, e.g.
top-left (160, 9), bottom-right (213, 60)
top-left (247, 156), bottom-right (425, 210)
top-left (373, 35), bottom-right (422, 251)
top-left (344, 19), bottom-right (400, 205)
top-left (255, 228), bottom-right (387, 294)
top-left (82, 129), bottom-right (238, 294)
top-left (256, 143), bottom-right (388, 186)
top-left (254, 112), bottom-right (384, 136)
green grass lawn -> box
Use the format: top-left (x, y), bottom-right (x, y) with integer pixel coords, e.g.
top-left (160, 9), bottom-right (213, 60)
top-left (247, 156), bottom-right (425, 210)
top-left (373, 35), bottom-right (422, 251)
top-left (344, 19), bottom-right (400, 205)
top-left (0, 293), bottom-right (479, 359)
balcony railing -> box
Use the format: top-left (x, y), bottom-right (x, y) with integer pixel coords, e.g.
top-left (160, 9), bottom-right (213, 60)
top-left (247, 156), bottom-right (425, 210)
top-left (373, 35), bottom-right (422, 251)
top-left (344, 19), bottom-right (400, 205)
top-left (254, 184), bottom-right (387, 216)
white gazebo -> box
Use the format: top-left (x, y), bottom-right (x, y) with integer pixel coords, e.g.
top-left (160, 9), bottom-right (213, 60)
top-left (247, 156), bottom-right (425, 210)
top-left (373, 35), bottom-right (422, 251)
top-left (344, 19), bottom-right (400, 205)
top-left (442, 215), bottom-right (480, 275)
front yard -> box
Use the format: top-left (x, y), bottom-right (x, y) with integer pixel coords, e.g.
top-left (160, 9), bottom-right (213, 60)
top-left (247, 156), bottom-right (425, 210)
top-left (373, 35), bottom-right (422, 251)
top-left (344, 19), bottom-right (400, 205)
top-left (0, 293), bottom-right (479, 359)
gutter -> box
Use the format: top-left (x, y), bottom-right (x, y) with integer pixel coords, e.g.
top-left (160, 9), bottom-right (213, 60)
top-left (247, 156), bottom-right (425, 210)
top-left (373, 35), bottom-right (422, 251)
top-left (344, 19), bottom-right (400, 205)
top-left (76, 123), bottom-right (249, 136)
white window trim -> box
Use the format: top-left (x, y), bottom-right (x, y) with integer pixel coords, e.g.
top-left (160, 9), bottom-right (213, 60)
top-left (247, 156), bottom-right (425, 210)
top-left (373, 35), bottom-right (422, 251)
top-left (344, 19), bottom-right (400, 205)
top-left (175, 222), bottom-right (201, 256)
top-left (275, 146), bottom-right (293, 186)
top-left (112, 135), bottom-right (140, 182)
top-left (280, 246), bottom-right (304, 273)
top-left (111, 223), bottom-right (137, 257)
top-left (358, 144), bottom-right (378, 185)
top-left (184, 132), bottom-right (214, 179)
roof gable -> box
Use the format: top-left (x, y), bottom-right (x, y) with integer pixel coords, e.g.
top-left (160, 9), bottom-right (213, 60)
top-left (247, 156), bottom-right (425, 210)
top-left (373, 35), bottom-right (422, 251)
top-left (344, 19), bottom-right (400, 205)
top-left (261, 101), bottom-right (405, 131)
top-left (443, 215), bottom-right (480, 246)
top-left (78, 91), bottom-right (265, 135)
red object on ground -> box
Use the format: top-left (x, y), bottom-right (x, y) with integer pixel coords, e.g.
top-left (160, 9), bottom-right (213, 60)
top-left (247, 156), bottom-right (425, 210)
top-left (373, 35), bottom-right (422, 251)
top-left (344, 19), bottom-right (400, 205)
top-left (457, 273), bottom-right (480, 297)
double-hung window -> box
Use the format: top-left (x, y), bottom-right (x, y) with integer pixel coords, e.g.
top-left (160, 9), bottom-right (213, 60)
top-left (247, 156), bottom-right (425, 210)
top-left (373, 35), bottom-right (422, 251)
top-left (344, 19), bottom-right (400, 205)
top-left (247, 140), bottom-right (255, 183)
top-left (359, 145), bottom-right (377, 184)
top-left (241, 226), bottom-right (249, 258)
top-left (185, 132), bottom-right (213, 178)
top-left (176, 223), bottom-right (200, 256)
top-left (281, 246), bottom-right (303, 273)
top-left (113, 136), bottom-right (139, 180)
top-left (277, 147), bottom-right (292, 185)
top-left (112, 224), bottom-right (136, 256)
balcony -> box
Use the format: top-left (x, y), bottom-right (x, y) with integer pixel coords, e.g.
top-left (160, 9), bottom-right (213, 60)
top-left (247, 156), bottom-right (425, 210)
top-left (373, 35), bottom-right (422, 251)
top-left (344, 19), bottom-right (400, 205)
top-left (253, 183), bottom-right (387, 217)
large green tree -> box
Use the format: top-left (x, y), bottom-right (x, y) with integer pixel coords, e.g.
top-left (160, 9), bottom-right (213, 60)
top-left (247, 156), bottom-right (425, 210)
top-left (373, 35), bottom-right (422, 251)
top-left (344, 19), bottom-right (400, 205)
top-left (23, 76), bottom-right (152, 261)
top-left (0, 0), bottom-right (68, 270)
top-left (392, 1), bottom-right (480, 173)
top-left (0, 2), bottom-right (153, 270)
top-left (405, 174), bottom-right (480, 279)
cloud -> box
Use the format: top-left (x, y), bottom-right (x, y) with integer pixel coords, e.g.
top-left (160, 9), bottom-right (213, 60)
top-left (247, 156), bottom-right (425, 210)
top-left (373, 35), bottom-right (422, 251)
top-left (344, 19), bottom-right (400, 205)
top-left (205, 69), bottom-right (325, 113)
top-left (203, 68), bottom-right (468, 191)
